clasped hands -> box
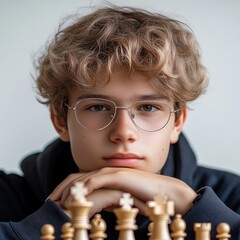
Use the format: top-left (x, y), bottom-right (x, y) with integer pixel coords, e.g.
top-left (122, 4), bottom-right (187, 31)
top-left (48, 167), bottom-right (196, 217)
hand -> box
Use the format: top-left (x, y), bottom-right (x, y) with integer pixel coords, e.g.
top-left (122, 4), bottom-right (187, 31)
top-left (49, 167), bottom-right (196, 216)
top-left (49, 171), bottom-right (146, 217)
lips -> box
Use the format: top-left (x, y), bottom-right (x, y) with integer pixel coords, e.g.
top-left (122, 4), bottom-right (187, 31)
top-left (104, 153), bottom-right (142, 160)
top-left (103, 153), bottom-right (143, 167)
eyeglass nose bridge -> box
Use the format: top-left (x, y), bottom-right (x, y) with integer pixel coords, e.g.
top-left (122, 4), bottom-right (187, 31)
top-left (111, 105), bottom-right (135, 120)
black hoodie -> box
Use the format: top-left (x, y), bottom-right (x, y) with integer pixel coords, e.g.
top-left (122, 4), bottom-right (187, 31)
top-left (0, 133), bottom-right (240, 239)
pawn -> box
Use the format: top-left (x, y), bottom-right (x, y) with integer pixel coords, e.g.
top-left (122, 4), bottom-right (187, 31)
top-left (61, 222), bottom-right (74, 240)
top-left (171, 214), bottom-right (187, 240)
top-left (216, 223), bottom-right (231, 240)
top-left (89, 214), bottom-right (107, 240)
top-left (40, 224), bottom-right (55, 240)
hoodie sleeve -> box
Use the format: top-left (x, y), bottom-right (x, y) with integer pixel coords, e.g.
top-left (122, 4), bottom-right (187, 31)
top-left (0, 200), bottom-right (69, 240)
top-left (183, 186), bottom-right (240, 240)
top-left (0, 170), bottom-right (41, 221)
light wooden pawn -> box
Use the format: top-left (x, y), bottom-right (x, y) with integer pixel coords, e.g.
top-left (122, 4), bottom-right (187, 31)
top-left (89, 214), bottom-right (107, 240)
top-left (216, 223), bottom-right (231, 240)
top-left (194, 223), bottom-right (211, 240)
top-left (40, 224), bottom-right (55, 240)
top-left (61, 222), bottom-right (74, 240)
top-left (171, 214), bottom-right (187, 240)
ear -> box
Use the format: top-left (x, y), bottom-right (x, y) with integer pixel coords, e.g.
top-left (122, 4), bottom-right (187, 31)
top-left (170, 106), bottom-right (188, 144)
top-left (50, 106), bottom-right (70, 142)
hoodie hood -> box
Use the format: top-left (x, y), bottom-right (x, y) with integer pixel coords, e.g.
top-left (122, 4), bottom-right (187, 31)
top-left (20, 133), bottom-right (198, 202)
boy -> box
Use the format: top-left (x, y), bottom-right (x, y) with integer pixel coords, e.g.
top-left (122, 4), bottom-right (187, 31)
top-left (0, 6), bottom-right (240, 240)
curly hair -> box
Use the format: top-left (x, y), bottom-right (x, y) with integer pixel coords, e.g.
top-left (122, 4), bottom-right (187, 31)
top-left (35, 6), bottom-right (208, 121)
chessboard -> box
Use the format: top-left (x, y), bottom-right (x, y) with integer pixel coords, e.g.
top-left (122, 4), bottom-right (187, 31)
top-left (40, 182), bottom-right (231, 240)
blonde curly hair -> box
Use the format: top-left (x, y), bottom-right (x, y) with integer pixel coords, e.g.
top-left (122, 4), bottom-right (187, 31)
top-left (35, 6), bottom-right (208, 121)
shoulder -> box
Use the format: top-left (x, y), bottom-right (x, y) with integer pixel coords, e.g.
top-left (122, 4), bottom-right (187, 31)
top-left (194, 165), bottom-right (240, 213)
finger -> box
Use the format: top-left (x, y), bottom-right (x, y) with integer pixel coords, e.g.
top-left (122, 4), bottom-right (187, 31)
top-left (132, 197), bottom-right (147, 216)
top-left (48, 173), bottom-right (81, 200)
top-left (85, 168), bottom-right (157, 201)
top-left (87, 189), bottom-right (123, 218)
top-left (49, 170), bottom-right (98, 200)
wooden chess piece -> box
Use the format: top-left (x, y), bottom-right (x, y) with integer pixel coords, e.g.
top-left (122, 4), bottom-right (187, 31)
top-left (61, 222), bottom-right (74, 240)
top-left (40, 224), bottom-right (55, 240)
top-left (146, 193), bottom-right (174, 240)
top-left (89, 214), bottom-right (107, 240)
top-left (114, 193), bottom-right (139, 240)
top-left (194, 223), bottom-right (211, 240)
top-left (171, 214), bottom-right (187, 240)
top-left (68, 182), bottom-right (93, 240)
top-left (216, 222), bottom-right (231, 240)
top-left (148, 222), bottom-right (153, 237)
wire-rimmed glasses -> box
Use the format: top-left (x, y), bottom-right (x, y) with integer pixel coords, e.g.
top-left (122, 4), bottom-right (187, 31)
top-left (66, 98), bottom-right (180, 132)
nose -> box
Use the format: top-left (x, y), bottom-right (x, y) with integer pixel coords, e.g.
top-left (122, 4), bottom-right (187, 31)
top-left (109, 108), bottom-right (138, 143)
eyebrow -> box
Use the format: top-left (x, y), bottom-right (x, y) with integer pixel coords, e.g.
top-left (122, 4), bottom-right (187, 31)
top-left (76, 93), bottom-right (170, 101)
top-left (77, 94), bottom-right (113, 101)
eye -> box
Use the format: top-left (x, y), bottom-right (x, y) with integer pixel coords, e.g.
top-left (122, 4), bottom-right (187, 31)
top-left (87, 105), bottom-right (108, 112)
top-left (138, 104), bottom-right (158, 112)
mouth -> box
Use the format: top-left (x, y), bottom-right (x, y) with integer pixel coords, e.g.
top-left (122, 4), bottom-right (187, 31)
top-left (103, 153), bottom-right (143, 166)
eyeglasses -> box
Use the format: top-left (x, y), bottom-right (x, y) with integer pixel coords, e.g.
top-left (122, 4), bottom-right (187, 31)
top-left (66, 98), bottom-right (180, 132)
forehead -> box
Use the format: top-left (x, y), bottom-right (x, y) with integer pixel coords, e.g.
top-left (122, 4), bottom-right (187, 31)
top-left (69, 70), bottom-right (172, 103)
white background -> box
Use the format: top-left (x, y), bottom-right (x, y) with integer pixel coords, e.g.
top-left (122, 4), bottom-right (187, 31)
top-left (0, 0), bottom-right (240, 174)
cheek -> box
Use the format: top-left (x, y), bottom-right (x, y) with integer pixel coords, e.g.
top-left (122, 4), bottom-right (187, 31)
top-left (144, 131), bottom-right (172, 172)
top-left (68, 128), bottom-right (106, 171)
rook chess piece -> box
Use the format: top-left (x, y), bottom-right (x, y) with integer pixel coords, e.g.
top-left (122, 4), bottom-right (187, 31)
top-left (194, 223), bottom-right (211, 240)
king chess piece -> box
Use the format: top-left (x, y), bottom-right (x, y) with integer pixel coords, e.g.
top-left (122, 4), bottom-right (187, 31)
top-left (68, 182), bottom-right (93, 240)
top-left (114, 193), bottom-right (139, 240)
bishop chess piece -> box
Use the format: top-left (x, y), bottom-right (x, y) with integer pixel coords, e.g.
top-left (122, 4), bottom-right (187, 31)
top-left (171, 214), bottom-right (187, 240)
top-left (89, 214), bottom-right (107, 240)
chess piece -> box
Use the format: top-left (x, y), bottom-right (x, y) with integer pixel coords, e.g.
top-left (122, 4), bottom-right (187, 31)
top-left (114, 193), bottom-right (139, 240)
top-left (61, 222), bottom-right (74, 240)
top-left (146, 193), bottom-right (174, 240)
top-left (89, 214), bottom-right (107, 240)
top-left (68, 182), bottom-right (93, 240)
top-left (194, 223), bottom-right (211, 240)
top-left (148, 222), bottom-right (153, 237)
top-left (171, 214), bottom-right (187, 240)
top-left (216, 222), bottom-right (231, 240)
top-left (40, 224), bottom-right (55, 240)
